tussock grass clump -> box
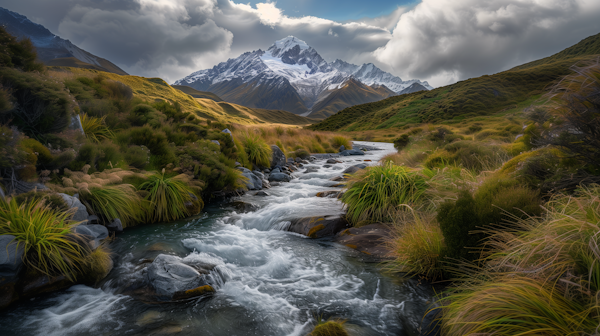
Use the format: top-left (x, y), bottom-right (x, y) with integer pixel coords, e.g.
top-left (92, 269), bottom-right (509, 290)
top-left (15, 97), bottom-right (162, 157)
top-left (310, 320), bottom-right (349, 336)
top-left (387, 211), bottom-right (446, 280)
top-left (80, 244), bottom-right (112, 284)
top-left (0, 198), bottom-right (87, 280)
top-left (79, 184), bottom-right (144, 228)
top-left (80, 113), bottom-right (114, 143)
top-left (140, 171), bottom-right (203, 223)
top-left (441, 275), bottom-right (596, 336)
top-left (331, 135), bottom-right (352, 150)
top-left (238, 131), bottom-right (272, 167)
top-left (341, 162), bottom-right (428, 226)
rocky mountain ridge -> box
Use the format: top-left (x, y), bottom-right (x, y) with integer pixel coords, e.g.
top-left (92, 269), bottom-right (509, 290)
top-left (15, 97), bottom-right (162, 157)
top-left (176, 36), bottom-right (431, 118)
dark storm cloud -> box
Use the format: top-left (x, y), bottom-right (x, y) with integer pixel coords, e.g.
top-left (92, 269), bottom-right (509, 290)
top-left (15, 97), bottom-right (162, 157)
top-left (375, 0), bottom-right (600, 86)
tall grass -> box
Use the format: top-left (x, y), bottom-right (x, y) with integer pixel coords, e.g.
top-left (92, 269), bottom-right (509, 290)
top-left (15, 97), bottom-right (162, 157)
top-left (310, 319), bottom-right (349, 336)
top-left (79, 184), bottom-right (144, 228)
top-left (387, 210), bottom-right (446, 280)
top-left (0, 198), bottom-right (87, 279)
top-left (331, 135), bottom-right (352, 150)
top-left (140, 171), bottom-right (203, 223)
top-left (441, 275), bottom-right (597, 336)
top-left (341, 162), bottom-right (429, 226)
top-left (238, 131), bottom-right (272, 167)
top-left (80, 113), bottom-right (114, 143)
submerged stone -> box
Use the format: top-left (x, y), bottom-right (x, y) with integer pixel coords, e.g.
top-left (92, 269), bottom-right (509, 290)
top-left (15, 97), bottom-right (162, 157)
top-left (288, 215), bottom-right (348, 238)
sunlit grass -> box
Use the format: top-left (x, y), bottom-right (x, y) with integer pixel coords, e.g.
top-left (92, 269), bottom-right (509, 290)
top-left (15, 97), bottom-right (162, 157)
top-left (140, 171), bottom-right (203, 223)
top-left (79, 113), bottom-right (113, 143)
top-left (0, 198), bottom-right (87, 280)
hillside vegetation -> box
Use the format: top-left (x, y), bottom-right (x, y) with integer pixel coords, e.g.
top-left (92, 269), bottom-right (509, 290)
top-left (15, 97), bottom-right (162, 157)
top-left (50, 67), bottom-right (315, 126)
top-left (310, 32), bottom-right (600, 132)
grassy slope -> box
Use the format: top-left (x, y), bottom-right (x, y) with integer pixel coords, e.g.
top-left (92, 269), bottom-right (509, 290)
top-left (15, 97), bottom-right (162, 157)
top-left (310, 32), bottom-right (600, 132)
top-left (51, 67), bottom-right (315, 126)
top-left (308, 79), bottom-right (395, 119)
top-left (172, 85), bottom-right (223, 102)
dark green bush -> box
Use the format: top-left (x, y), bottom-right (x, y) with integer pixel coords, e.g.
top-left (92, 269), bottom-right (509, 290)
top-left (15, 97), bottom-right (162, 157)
top-left (0, 68), bottom-right (71, 137)
top-left (438, 191), bottom-right (481, 261)
top-left (425, 140), bottom-right (504, 172)
top-left (117, 126), bottom-right (177, 168)
top-left (124, 145), bottom-right (149, 169)
top-left (20, 138), bottom-right (52, 166)
top-left (393, 134), bottom-right (410, 151)
top-left (0, 26), bottom-right (44, 72)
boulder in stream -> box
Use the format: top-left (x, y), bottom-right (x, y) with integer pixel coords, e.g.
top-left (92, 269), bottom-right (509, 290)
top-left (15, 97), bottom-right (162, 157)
top-left (237, 167), bottom-right (263, 190)
top-left (268, 172), bottom-right (292, 183)
top-left (270, 145), bottom-right (286, 168)
top-left (59, 193), bottom-right (89, 222)
top-left (334, 224), bottom-right (392, 259)
top-left (146, 254), bottom-right (214, 297)
top-left (342, 163), bottom-right (368, 174)
top-left (288, 215), bottom-right (348, 238)
top-left (316, 190), bottom-right (341, 198)
top-left (339, 149), bottom-right (365, 156)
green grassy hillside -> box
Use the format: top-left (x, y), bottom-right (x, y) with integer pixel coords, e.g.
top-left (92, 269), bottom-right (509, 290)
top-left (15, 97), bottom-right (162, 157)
top-left (309, 32), bottom-right (600, 132)
top-left (172, 85), bottom-right (223, 102)
top-left (50, 67), bottom-right (314, 126)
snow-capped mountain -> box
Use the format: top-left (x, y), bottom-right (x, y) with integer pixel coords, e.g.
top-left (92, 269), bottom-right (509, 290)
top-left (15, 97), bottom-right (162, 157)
top-left (0, 7), bottom-right (127, 75)
top-left (176, 36), bottom-right (431, 119)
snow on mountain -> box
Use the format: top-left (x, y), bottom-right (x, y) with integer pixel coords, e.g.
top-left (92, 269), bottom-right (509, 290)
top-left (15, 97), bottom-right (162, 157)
top-left (175, 36), bottom-right (431, 117)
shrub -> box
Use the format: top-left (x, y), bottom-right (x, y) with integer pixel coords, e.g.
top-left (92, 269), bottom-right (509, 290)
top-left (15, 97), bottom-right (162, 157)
top-left (20, 138), bottom-right (52, 166)
top-left (140, 171), bottom-right (203, 223)
top-left (292, 148), bottom-right (310, 159)
top-left (238, 131), bottom-right (272, 167)
top-left (79, 184), bottom-right (144, 228)
top-left (80, 244), bottom-right (113, 284)
top-left (0, 198), bottom-right (87, 280)
top-left (124, 145), bottom-right (150, 169)
top-left (393, 134), bottom-right (410, 151)
top-left (425, 140), bottom-right (507, 172)
top-left (14, 190), bottom-right (68, 213)
top-left (0, 26), bottom-right (44, 72)
top-left (342, 162), bottom-right (428, 226)
top-left (437, 191), bottom-right (481, 260)
top-left (80, 113), bottom-right (113, 143)
top-left (387, 212), bottom-right (446, 280)
top-left (118, 126), bottom-right (177, 168)
top-left (0, 68), bottom-right (71, 137)
top-left (310, 320), bottom-right (348, 336)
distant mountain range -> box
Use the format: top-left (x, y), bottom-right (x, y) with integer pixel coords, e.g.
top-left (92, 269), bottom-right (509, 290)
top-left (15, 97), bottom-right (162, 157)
top-left (176, 36), bottom-right (432, 119)
top-left (0, 7), bottom-right (127, 75)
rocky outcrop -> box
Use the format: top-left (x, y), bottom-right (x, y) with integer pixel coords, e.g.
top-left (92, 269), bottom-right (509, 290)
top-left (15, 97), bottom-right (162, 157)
top-left (59, 193), bottom-right (89, 222)
top-left (270, 145), bottom-right (286, 168)
top-left (288, 215), bottom-right (348, 238)
top-left (334, 224), bottom-right (391, 259)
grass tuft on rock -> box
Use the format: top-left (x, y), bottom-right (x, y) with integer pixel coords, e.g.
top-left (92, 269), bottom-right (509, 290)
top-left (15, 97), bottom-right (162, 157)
top-left (310, 320), bottom-right (349, 336)
top-left (139, 171), bottom-right (203, 223)
top-left (0, 198), bottom-right (87, 280)
top-left (238, 131), bottom-right (272, 167)
top-left (79, 184), bottom-right (144, 228)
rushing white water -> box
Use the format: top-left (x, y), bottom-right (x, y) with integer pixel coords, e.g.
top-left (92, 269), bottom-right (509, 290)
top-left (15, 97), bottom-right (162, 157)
top-left (0, 142), bottom-right (435, 336)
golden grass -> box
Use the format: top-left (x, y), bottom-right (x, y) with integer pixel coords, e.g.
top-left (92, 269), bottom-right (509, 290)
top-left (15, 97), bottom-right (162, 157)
top-left (231, 125), bottom-right (351, 156)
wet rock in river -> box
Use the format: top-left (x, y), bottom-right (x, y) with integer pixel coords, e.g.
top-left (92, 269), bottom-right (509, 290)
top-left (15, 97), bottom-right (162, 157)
top-left (270, 145), bottom-right (286, 168)
top-left (316, 190), bottom-right (341, 198)
top-left (339, 149), bottom-right (365, 156)
top-left (255, 191), bottom-right (270, 196)
top-left (59, 193), bottom-right (89, 222)
top-left (342, 163), bottom-right (368, 174)
top-left (304, 166), bottom-right (319, 174)
top-left (237, 167), bottom-right (263, 190)
top-left (288, 215), bottom-right (349, 238)
top-left (228, 201), bottom-right (260, 213)
top-left (147, 254), bottom-right (214, 297)
top-left (334, 224), bottom-right (392, 259)
top-left (268, 173), bottom-right (292, 182)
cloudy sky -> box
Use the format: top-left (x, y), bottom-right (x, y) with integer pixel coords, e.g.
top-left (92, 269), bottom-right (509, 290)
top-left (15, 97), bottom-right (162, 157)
top-left (1, 0), bottom-right (600, 87)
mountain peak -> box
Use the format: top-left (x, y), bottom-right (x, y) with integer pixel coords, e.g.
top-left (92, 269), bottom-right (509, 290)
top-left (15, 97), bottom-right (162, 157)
top-left (270, 36), bottom-right (310, 53)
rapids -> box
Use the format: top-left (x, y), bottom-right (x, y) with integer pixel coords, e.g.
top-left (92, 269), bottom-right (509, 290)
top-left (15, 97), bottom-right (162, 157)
top-left (0, 142), bottom-right (435, 336)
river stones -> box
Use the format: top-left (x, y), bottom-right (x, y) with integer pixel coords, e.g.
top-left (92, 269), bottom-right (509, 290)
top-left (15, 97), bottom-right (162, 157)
top-left (228, 201), bottom-right (259, 213)
top-left (339, 149), bottom-right (365, 156)
top-left (270, 145), bottom-right (286, 168)
top-left (329, 176), bottom-right (344, 182)
top-left (342, 163), bottom-right (368, 174)
top-left (304, 166), bottom-right (319, 174)
top-left (73, 224), bottom-right (108, 250)
top-left (0, 235), bottom-right (24, 284)
top-left (237, 167), bottom-right (263, 190)
top-left (288, 215), bottom-right (349, 238)
top-left (107, 218), bottom-right (123, 232)
top-left (59, 193), bottom-right (89, 222)
top-left (268, 172), bottom-right (292, 182)
top-left (255, 191), bottom-right (270, 196)
top-left (315, 190), bottom-right (341, 198)
top-left (326, 158), bottom-right (341, 164)
top-left (334, 224), bottom-right (392, 259)
top-left (146, 254), bottom-right (213, 297)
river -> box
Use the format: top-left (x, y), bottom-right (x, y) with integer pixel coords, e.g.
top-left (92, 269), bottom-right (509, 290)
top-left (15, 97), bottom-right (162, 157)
top-left (0, 141), bottom-right (435, 336)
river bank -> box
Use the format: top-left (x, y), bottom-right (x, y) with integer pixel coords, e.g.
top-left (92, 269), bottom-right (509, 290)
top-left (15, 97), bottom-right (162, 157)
top-left (0, 141), bottom-right (436, 336)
